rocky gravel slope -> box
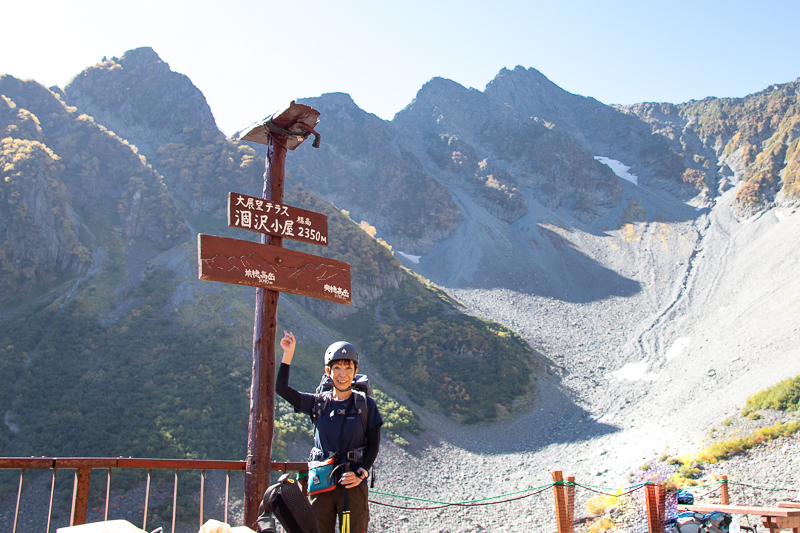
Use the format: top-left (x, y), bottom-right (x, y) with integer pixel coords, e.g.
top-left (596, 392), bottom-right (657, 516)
top-left (364, 183), bottom-right (800, 532)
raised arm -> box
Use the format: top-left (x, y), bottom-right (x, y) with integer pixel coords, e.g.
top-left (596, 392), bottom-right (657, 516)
top-left (275, 330), bottom-right (306, 411)
top-left (280, 330), bottom-right (295, 365)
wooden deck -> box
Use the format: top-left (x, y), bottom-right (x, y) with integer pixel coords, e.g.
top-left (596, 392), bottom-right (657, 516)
top-left (680, 503), bottom-right (800, 532)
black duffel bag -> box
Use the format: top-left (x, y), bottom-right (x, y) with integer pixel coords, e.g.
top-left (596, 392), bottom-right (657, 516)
top-left (257, 473), bottom-right (321, 533)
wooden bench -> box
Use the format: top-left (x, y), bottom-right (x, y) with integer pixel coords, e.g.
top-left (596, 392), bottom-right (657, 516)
top-left (679, 503), bottom-right (800, 532)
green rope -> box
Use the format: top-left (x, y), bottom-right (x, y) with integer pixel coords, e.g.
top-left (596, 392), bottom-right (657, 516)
top-left (575, 481), bottom-right (649, 493)
top-left (369, 484), bottom-right (555, 511)
top-left (687, 480), bottom-right (724, 489)
top-left (369, 481), bottom-right (556, 506)
top-left (729, 480), bottom-right (799, 492)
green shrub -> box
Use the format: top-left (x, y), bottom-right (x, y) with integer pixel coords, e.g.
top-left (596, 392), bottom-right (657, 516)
top-left (679, 464), bottom-right (701, 479)
top-left (743, 375), bottom-right (800, 415)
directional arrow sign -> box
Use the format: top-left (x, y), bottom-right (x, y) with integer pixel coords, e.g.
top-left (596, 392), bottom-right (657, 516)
top-left (198, 234), bottom-right (351, 305)
top-left (228, 191), bottom-right (328, 246)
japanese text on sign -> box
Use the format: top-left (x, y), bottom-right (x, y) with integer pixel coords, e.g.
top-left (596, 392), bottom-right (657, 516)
top-left (228, 192), bottom-right (328, 246)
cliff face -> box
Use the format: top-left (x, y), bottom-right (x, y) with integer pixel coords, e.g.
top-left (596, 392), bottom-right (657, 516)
top-left (0, 75), bottom-right (188, 299)
top-left (65, 47), bottom-right (222, 158)
top-left (393, 68), bottom-right (711, 225)
top-left (65, 47), bottom-right (261, 214)
top-left (57, 52), bottom-right (417, 317)
top-left (395, 76), bottom-right (623, 225)
top-left (290, 93), bottom-right (464, 255)
top-left (619, 78), bottom-right (800, 216)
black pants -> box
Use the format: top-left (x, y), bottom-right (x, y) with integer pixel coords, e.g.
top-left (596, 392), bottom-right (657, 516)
top-left (310, 483), bottom-right (369, 533)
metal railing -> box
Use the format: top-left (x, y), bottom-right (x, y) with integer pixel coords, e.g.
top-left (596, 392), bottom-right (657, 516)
top-left (0, 457), bottom-right (308, 533)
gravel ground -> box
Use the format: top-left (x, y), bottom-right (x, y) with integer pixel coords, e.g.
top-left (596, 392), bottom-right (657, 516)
top-left (366, 185), bottom-right (800, 532)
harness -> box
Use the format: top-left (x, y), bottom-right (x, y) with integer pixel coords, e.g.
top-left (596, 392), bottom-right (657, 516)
top-left (310, 389), bottom-right (369, 435)
top-left (309, 387), bottom-right (376, 490)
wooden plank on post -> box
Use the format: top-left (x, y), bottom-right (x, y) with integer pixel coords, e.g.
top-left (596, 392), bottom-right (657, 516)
top-left (720, 475), bottom-right (729, 505)
top-left (239, 101), bottom-right (320, 151)
top-left (198, 234), bottom-right (351, 305)
top-left (552, 471), bottom-right (571, 533)
top-left (70, 468), bottom-right (91, 526)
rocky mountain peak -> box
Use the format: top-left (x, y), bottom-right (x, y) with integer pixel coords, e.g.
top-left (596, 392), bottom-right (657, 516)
top-left (489, 65), bottom-right (556, 90)
top-left (119, 46), bottom-right (168, 70)
top-left (64, 47), bottom-right (222, 158)
top-left (394, 76), bottom-right (489, 149)
top-left (310, 91), bottom-right (359, 110)
top-left (484, 65), bottom-right (596, 122)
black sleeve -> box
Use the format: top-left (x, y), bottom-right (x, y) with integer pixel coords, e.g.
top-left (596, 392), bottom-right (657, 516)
top-left (275, 363), bottom-right (308, 412)
top-left (359, 424), bottom-right (381, 471)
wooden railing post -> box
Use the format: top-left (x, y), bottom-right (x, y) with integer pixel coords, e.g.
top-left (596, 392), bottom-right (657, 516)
top-left (0, 457), bottom-right (308, 530)
top-left (644, 483), bottom-right (664, 533)
top-left (720, 475), bottom-right (729, 505)
top-left (70, 468), bottom-right (91, 526)
top-left (552, 471), bottom-right (572, 533)
top-left (657, 484), bottom-right (666, 531)
top-left (566, 476), bottom-right (575, 527)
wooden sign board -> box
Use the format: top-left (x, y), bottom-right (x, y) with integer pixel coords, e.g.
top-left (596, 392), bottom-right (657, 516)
top-left (198, 234), bottom-right (351, 305)
top-left (228, 192), bottom-right (328, 246)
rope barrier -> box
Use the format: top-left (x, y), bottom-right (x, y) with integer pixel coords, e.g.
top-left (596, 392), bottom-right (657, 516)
top-left (368, 477), bottom-right (793, 512)
top-left (729, 480), bottom-right (799, 492)
top-left (368, 482), bottom-right (556, 510)
top-left (688, 480), bottom-right (723, 489)
top-left (573, 482), bottom-right (649, 497)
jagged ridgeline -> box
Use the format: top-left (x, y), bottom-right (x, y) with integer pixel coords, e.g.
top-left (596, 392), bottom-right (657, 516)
top-left (617, 80), bottom-right (800, 217)
top-left (0, 48), bottom-right (539, 463)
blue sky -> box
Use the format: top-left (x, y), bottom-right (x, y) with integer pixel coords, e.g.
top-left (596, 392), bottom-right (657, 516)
top-left (2, 0), bottom-right (799, 136)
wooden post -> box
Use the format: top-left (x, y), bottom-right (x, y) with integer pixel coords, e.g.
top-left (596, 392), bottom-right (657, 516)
top-left (720, 475), bottom-right (729, 505)
top-left (70, 468), bottom-right (91, 526)
top-left (244, 134), bottom-right (286, 528)
top-left (566, 476), bottom-right (575, 528)
top-left (552, 471), bottom-right (572, 533)
top-left (656, 484), bottom-right (666, 532)
top-left (644, 483), bottom-right (664, 533)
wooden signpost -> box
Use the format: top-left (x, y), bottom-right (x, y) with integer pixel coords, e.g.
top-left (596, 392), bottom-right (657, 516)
top-left (197, 101), bottom-right (348, 528)
top-left (198, 234), bottom-right (351, 304)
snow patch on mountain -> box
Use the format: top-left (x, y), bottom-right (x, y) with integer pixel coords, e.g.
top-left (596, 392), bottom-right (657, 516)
top-left (665, 337), bottom-right (692, 360)
top-left (595, 156), bottom-right (639, 185)
top-left (395, 250), bottom-right (422, 264)
top-left (610, 359), bottom-right (660, 381)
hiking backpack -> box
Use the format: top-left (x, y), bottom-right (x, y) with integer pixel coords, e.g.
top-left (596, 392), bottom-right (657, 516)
top-left (257, 473), bottom-right (321, 533)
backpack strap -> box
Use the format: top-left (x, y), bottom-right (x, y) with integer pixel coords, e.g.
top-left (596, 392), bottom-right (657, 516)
top-left (352, 390), bottom-right (368, 435)
top-left (310, 391), bottom-right (330, 427)
top-left (256, 480), bottom-right (281, 533)
top-left (312, 390), bottom-right (368, 433)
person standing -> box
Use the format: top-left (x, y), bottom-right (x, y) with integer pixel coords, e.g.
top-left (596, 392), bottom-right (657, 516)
top-left (276, 331), bottom-right (382, 533)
